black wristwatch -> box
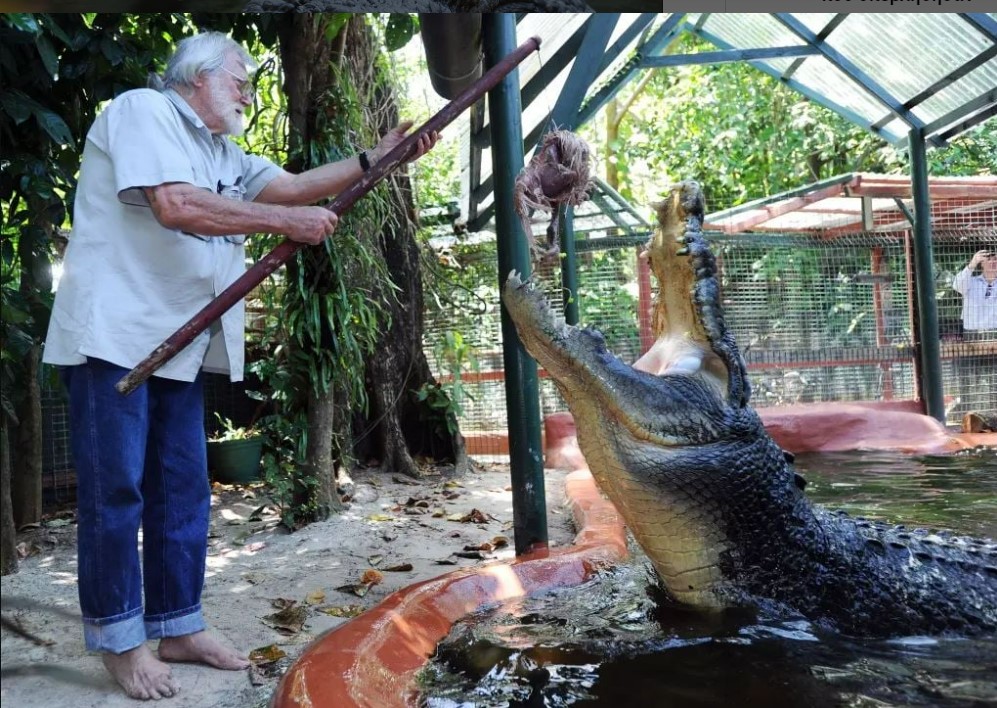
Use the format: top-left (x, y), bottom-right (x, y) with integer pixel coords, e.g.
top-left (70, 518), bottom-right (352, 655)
top-left (359, 150), bottom-right (371, 172)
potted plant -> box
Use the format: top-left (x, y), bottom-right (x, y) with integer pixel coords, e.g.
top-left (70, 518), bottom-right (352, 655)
top-left (206, 413), bottom-right (264, 485)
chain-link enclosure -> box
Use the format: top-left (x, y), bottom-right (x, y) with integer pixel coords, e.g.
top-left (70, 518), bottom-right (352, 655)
top-left (424, 177), bottom-right (996, 458)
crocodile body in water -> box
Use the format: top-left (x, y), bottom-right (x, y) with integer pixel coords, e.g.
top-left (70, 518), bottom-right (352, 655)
top-left (502, 181), bottom-right (996, 636)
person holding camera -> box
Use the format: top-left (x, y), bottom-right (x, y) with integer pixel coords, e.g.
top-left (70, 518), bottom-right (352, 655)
top-left (952, 248), bottom-right (997, 334)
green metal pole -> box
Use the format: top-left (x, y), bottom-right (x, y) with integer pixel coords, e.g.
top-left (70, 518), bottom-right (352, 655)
top-left (484, 14), bottom-right (548, 555)
top-left (560, 206), bottom-right (580, 325)
top-left (908, 126), bottom-right (945, 422)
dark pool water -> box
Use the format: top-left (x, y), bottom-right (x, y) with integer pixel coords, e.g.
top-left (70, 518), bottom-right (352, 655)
top-left (417, 448), bottom-right (997, 707)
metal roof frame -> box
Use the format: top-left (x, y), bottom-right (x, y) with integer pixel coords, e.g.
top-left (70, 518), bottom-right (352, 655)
top-left (461, 12), bottom-right (997, 233)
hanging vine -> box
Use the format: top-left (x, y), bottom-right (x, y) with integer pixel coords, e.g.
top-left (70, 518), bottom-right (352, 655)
top-left (249, 15), bottom-right (400, 526)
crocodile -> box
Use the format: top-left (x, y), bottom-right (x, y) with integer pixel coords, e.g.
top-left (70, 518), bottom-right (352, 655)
top-left (502, 181), bottom-right (997, 636)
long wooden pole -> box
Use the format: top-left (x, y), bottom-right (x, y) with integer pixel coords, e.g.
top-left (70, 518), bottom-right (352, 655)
top-left (117, 35), bottom-right (542, 395)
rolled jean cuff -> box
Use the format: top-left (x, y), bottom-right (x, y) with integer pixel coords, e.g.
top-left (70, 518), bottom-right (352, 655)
top-left (82, 607), bottom-right (146, 654)
top-left (144, 603), bottom-right (205, 639)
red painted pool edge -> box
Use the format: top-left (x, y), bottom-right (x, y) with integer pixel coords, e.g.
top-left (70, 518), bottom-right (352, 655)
top-left (271, 470), bottom-right (626, 708)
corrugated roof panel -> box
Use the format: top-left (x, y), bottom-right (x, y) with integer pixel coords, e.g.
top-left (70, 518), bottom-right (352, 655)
top-left (455, 13), bottom-right (996, 228)
top-left (517, 13), bottom-right (589, 89)
top-left (913, 57), bottom-right (997, 124)
top-left (786, 56), bottom-right (901, 138)
top-left (794, 13), bottom-right (838, 35)
top-left (699, 13), bottom-right (805, 54)
top-left (824, 14), bottom-right (993, 124)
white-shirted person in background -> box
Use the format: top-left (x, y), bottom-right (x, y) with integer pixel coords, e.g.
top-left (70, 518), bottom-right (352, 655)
top-left (953, 248), bottom-right (997, 334)
top-left (43, 31), bottom-right (437, 700)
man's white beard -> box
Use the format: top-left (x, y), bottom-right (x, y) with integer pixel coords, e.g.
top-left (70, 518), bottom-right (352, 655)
top-left (207, 80), bottom-right (245, 137)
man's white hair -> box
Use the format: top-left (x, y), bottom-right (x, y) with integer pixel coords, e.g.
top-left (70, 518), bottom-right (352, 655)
top-left (159, 31), bottom-right (256, 90)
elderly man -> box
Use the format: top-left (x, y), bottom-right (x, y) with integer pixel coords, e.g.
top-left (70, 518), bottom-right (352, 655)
top-left (43, 31), bottom-right (436, 699)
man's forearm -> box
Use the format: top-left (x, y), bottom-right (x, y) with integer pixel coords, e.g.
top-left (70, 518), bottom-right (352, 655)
top-left (256, 153), bottom-right (368, 206)
top-left (146, 183), bottom-right (293, 236)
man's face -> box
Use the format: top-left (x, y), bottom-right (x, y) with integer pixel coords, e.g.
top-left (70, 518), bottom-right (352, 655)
top-left (983, 252), bottom-right (997, 277)
top-left (203, 54), bottom-right (252, 136)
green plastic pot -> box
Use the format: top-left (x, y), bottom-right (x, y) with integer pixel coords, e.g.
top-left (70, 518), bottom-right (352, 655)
top-left (207, 436), bottom-right (264, 484)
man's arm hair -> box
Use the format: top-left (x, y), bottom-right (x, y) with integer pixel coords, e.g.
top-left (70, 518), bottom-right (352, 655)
top-left (142, 182), bottom-right (290, 236)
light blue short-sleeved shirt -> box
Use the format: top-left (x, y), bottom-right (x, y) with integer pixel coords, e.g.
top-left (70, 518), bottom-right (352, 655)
top-left (43, 88), bottom-right (284, 382)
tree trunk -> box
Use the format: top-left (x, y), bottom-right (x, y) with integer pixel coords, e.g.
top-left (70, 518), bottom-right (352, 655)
top-left (1, 420), bottom-right (18, 575)
top-left (11, 345), bottom-right (42, 528)
top-left (302, 384), bottom-right (344, 517)
top-left (276, 14), bottom-right (343, 523)
top-left (360, 175), bottom-right (469, 478)
top-left (276, 15), bottom-right (468, 498)
top-left (342, 20), bottom-right (468, 478)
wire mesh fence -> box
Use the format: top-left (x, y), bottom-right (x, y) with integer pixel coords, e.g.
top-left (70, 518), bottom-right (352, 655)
top-left (29, 182), bottom-right (996, 505)
top-left (423, 195), bottom-right (996, 459)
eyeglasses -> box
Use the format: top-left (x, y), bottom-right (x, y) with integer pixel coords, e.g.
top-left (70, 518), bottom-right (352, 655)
top-left (217, 65), bottom-right (255, 100)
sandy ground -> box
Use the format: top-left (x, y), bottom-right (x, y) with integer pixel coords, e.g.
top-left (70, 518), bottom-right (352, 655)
top-left (1, 462), bottom-right (574, 707)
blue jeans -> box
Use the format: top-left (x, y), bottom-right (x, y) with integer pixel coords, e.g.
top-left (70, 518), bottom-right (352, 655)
top-left (62, 358), bottom-right (209, 653)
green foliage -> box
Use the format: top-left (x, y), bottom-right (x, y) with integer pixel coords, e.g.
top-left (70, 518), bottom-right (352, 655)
top-left (257, 409), bottom-right (318, 529)
top-left (577, 250), bottom-right (640, 359)
top-left (594, 33), bottom-right (997, 212)
top-left (416, 330), bottom-right (479, 437)
top-left (384, 14), bottom-right (419, 52)
top-left (208, 413), bottom-right (260, 442)
top-left (245, 17), bottom-right (399, 523)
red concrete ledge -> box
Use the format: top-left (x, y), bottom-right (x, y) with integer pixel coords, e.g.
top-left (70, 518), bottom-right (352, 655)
top-left (544, 404), bottom-right (996, 469)
top-left (272, 470), bottom-right (625, 708)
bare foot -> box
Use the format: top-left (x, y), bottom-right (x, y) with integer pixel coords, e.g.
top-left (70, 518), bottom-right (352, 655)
top-left (102, 644), bottom-right (180, 700)
top-left (158, 631), bottom-right (250, 670)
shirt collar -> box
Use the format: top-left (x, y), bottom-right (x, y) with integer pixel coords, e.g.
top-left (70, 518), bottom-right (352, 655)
top-left (163, 88), bottom-right (209, 133)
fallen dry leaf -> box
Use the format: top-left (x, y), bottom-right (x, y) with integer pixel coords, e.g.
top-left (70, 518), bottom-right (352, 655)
top-left (304, 590), bottom-right (326, 605)
top-left (248, 504), bottom-right (270, 522)
top-left (366, 514), bottom-right (394, 522)
top-left (316, 604), bottom-right (365, 618)
top-left (491, 536), bottom-right (510, 548)
top-left (16, 542), bottom-right (40, 559)
top-left (454, 551), bottom-right (485, 560)
top-left (367, 555), bottom-right (383, 567)
top-left (242, 572), bottom-right (267, 585)
top-left (249, 644), bottom-right (287, 665)
top-left (262, 604), bottom-right (308, 634)
top-left (434, 558), bottom-right (458, 565)
top-left (335, 583), bottom-right (370, 598)
top-left (383, 563), bottom-right (413, 572)
top-left (447, 508), bottom-right (491, 524)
